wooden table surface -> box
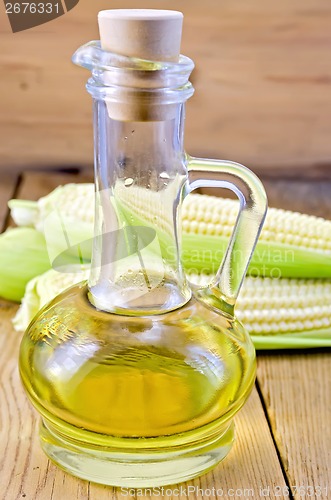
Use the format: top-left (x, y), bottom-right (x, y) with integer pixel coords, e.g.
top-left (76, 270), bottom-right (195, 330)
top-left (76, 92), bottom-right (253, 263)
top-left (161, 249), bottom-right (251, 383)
top-left (0, 170), bottom-right (330, 500)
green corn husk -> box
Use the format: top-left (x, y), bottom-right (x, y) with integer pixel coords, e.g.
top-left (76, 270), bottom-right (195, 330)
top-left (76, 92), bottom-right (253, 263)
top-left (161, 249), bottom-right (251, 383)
top-left (0, 227), bottom-right (51, 302)
top-left (182, 234), bottom-right (331, 279)
top-left (8, 185), bottom-right (93, 269)
top-left (13, 269), bottom-right (331, 349)
top-left (9, 183), bottom-right (331, 279)
top-left (252, 333), bottom-right (331, 350)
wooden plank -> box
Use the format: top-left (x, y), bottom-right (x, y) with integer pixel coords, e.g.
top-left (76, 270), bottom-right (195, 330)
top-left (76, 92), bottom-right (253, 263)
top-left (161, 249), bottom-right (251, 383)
top-left (0, 173), bottom-right (19, 231)
top-left (255, 181), bottom-right (331, 499)
top-left (14, 170), bottom-right (92, 202)
top-left (258, 179), bottom-right (331, 218)
top-left (0, 172), bottom-right (287, 498)
top-left (257, 354), bottom-right (331, 499)
top-left (1, 1), bottom-right (331, 172)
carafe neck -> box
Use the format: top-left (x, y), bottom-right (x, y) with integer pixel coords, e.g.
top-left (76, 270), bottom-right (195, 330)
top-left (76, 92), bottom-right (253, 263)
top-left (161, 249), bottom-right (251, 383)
top-left (72, 42), bottom-right (195, 314)
top-left (88, 103), bottom-right (192, 314)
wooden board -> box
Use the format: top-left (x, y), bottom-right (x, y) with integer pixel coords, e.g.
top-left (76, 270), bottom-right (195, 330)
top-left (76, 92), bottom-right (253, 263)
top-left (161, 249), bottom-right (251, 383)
top-left (1, 0), bottom-right (331, 174)
top-left (256, 175), bottom-right (331, 499)
top-left (257, 354), bottom-right (331, 499)
top-left (0, 173), bottom-right (19, 231)
top-left (0, 171), bottom-right (289, 498)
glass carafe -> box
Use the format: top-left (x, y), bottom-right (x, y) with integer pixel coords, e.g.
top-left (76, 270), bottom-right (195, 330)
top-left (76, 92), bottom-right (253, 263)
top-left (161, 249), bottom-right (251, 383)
top-left (19, 37), bottom-right (267, 487)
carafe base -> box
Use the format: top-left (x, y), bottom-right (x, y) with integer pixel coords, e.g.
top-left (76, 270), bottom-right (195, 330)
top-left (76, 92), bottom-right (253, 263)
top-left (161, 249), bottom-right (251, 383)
top-left (40, 418), bottom-right (235, 487)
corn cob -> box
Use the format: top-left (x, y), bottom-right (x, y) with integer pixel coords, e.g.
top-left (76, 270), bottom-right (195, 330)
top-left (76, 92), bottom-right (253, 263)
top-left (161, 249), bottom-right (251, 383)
top-left (184, 195), bottom-right (331, 253)
top-left (13, 183), bottom-right (331, 255)
top-left (9, 184), bottom-right (93, 271)
top-left (13, 269), bottom-right (331, 349)
top-left (8, 184), bottom-right (95, 232)
top-left (238, 277), bottom-right (331, 335)
top-left (189, 273), bottom-right (331, 334)
top-left (114, 182), bottom-right (331, 278)
top-left (9, 183), bottom-right (331, 280)
top-left (6, 184), bottom-right (331, 350)
top-left (182, 195), bottom-right (331, 279)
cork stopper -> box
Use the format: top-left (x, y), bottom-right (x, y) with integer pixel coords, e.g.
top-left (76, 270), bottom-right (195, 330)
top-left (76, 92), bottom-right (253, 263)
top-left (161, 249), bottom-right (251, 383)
top-left (97, 9), bottom-right (184, 121)
top-left (98, 9), bottom-right (183, 62)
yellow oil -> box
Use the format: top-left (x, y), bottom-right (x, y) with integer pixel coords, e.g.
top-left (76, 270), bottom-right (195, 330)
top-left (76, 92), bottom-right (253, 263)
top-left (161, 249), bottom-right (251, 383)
top-left (20, 282), bottom-right (255, 446)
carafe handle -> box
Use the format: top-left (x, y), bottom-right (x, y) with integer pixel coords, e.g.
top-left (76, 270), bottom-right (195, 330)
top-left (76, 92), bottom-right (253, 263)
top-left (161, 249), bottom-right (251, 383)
top-left (186, 156), bottom-right (267, 312)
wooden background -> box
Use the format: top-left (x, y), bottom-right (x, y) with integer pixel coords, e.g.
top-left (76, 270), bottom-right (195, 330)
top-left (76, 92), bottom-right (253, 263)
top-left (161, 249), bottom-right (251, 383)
top-left (1, 0), bottom-right (331, 177)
